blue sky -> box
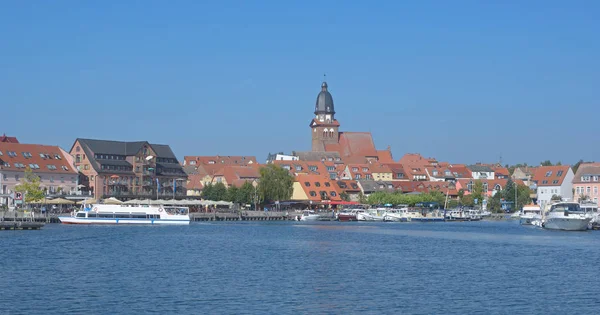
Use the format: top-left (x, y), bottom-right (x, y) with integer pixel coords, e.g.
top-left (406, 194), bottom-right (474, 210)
top-left (1, 1), bottom-right (598, 165)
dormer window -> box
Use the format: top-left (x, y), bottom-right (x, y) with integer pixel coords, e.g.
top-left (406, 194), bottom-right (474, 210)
top-left (304, 182), bottom-right (311, 187)
top-left (315, 182), bottom-right (321, 187)
top-left (545, 171), bottom-right (552, 177)
top-left (362, 168), bottom-right (368, 172)
top-left (556, 170), bottom-right (563, 177)
top-left (352, 167), bottom-right (358, 172)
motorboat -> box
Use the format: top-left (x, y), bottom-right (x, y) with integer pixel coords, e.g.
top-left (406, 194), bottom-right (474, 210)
top-left (444, 209), bottom-right (480, 221)
top-left (407, 208), bottom-right (445, 222)
top-left (519, 205), bottom-right (542, 225)
top-left (58, 203), bottom-right (190, 225)
top-left (357, 208), bottom-right (385, 221)
top-left (337, 209), bottom-right (361, 222)
top-left (580, 201), bottom-right (599, 229)
top-left (542, 202), bottom-right (591, 231)
top-left (297, 210), bottom-right (320, 221)
top-left (383, 208), bottom-right (410, 222)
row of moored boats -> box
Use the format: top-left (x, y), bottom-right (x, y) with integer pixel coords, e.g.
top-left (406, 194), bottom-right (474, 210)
top-left (514, 201), bottom-right (599, 231)
top-left (297, 207), bottom-right (486, 222)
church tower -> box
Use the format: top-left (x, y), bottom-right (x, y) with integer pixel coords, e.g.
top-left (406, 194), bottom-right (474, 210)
top-left (310, 81), bottom-right (340, 151)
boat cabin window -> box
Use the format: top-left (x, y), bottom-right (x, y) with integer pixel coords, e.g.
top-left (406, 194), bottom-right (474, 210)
top-left (88, 213), bottom-right (97, 218)
top-left (551, 204), bottom-right (580, 212)
top-left (76, 212), bottom-right (86, 217)
top-left (99, 213), bottom-right (114, 218)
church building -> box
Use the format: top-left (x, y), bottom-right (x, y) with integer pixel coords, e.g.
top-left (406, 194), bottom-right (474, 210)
top-left (309, 81), bottom-right (392, 164)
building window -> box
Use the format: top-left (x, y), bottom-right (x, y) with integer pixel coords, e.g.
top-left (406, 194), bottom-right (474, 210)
top-left (355, 174), bottom-right (361, 180)
top-left (324, 182), bottom-right (331, 187)
top-left (315, 182), bottom-right (321, 187)
top-left (362, 168), bottom-right (368, 172)
top-left (304, 182), bottom-right (310, 187)
top-left (296, 166), bottom-right (302, 171)
top-left (595, 187), bottom-right (598, 195)
top-left (396, 173), bottom-right (404, 178)
top-left (545, 171), bottom-right (552, 177)
top-left (330, 191), bottom-right (337, 197)
top-left (366, 174), bottom-right (372, 180)
top-left (552, 180), bottom-right (558, 184)
top-left (309, 191), bottom-right (316, 197)
top-left (352, 167), bottom-right (358, 172)
top-left (542, 180), bottom-right (548, 184)
top-left (556, 170), bottom-right (563, 177)
top-left (587, 187), bottom-right (591, 194)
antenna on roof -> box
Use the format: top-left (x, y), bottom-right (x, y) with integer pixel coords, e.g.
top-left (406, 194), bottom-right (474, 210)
top-left (323, 73), bottom-right (326, 82)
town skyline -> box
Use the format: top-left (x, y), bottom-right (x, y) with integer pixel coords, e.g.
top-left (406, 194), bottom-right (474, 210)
top-left (2, 1), bottom-right (599, 164)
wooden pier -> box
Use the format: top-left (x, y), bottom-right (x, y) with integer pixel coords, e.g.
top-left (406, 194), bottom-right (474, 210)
top-left (0, 221), bottom-right (45, 230)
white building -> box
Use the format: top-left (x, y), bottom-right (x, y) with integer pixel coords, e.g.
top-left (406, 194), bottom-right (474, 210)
top-left (532, 165), bottom-right (574, 206)
top-left (467, 165), bottom-right (495, 180)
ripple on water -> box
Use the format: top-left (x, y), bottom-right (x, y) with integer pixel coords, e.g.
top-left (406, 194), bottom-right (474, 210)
top-left (1, 221), bottom-right (599, 314)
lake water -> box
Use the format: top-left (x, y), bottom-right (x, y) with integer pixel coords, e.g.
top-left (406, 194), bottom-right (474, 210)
top-left (1, 221), bottom-right (599, 314)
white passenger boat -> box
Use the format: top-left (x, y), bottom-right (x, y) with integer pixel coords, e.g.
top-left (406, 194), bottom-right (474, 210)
top-left (519, 205), bottom-right (542, 225)
top-left (58, 204), bottom-right (190, 225)
top-left (542, 202), bottom-right (591, 231)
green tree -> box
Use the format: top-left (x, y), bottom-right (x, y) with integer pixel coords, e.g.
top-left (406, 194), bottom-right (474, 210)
top-left (540, 160), bottom-right (553, 166)
top-left (358, 192), bottom-right (367, 204)
top-left (515, 184), bottom-right (532, 210)
top-left (258, 164), bottom-right (293, 203)
top-left (340, 192), bottom-right (350, 202)
top-left (471, 180), bottom-right (484, 207)
top-left (572, 160), bottom-right (585, 174)
top-left (488, 192), bottom-right (502, 213)
top-left (212, 182), bottom-right (227, 201)
top-left (226, 186), bottom-right (239, 203)
top-left (461, 194), bottom-right (474, 207)
top-left (551, 194), bottom-right (562, 201)
top-left (201, 183), bottom-right (214, 200)
top-left (14, 167), bottom-right (44, 204)
top-left (237, 182), bottom-right (256, 205)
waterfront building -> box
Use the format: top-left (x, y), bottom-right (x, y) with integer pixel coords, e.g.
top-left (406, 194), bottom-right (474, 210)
top-left (309, 81), bottom-right (391, 163)
top-left (291, 174), bottom-right (342, 203)
top-left (381, 163), bottom-right (409, 181)
top-left (357, 180), bottom-right (395, 196)
top-left (572, 162), bottom-right (600, 206)
top-left (69, 139), bottom-right (187, 200)
top-left (335, 180), bottom-right (361, 201)
top-left (0, 142), bottom-right (78, 206)
top-left (455, 178), bottom-right (524, 198)
top-left (530, 165), bottom-right (574, 205)
top-left (341, 164), bottom-right (374, 180)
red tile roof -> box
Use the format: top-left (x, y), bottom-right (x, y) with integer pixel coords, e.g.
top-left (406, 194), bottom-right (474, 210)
top-left (295, 174), bottom-right (342, 202)
top-left (531, 165), bottom-right (571, 186)
top-left (377, 150), bottom-right (394, 163)
top-left (325, 132), bottom-right (378, 161)
top-left (398, 153), bottom-right (437, 165)
top-left (0, 134), bottom-right (19, 143)
top-left (184, 155), bottom-right (257, 166)
top-left (0, 142), bottom-right (76, 174)
top-left (214, 165), bottom-right (261, 186)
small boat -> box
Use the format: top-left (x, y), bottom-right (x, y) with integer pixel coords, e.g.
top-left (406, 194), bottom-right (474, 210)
top-left (58, 204), bottom-right (190, 225)
top-left (519, 205), bottom-right (541, 225)
top-left (337, 209), bottom-right (360, 222)
top-left (542, 202), bottom-right (591, 231)
top-left (383, 208), bottom-right (410, 222)
top-left (297, 210), bottom-right (320, 221)
top-left (580, 201), bottom-right (599, 229)
top-left (357, 208), bottom-right (385, 221)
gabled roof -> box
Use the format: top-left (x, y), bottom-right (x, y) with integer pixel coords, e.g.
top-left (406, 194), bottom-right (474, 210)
top-left (573, 163), bottom-right (600, 183)
top-left (325, 132), bottom-right (378, 161)
top-left (294, 151), bottom-right (342, 163)
top-left (184, 155), bottom-right (257, 166)
top-left (0, 142), bottom-right (77, 174)
top-left (531, 165), bottom-right (571, 186)
top-left (214, 165), bottom-right (261, 185)
top-left (295, 174), bottom-right (342, 202)
top-left (467, 164), bottom-right (494, 173)
top-left (0, 134), bottom-right (19, 143)
top-left (376, 150), bottom-right (394, 163)
top-left (357, 180), bottom-right (395, 193)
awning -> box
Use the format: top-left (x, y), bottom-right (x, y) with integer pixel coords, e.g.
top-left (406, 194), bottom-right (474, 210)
top-left (327, 201), bottom-right (360, 205)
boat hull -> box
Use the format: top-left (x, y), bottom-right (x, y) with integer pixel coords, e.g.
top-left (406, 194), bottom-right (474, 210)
top-left (543, 217), bottom-right (591, 231)
top-left (58, 217), bottom-right (190, 225)
top-left (299, 214), bottom-right (320, 221)
top-left (337, 214), bottom-right (358, 222)
top-left (412, 217), bottom-right (445, 222)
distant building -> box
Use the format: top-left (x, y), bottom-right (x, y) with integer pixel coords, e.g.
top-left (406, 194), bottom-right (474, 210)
top-left (70, 138), bottom-right (187, 200)
top-left (0, 134), bottom-right (19, 143)
top-left (467, 164), bottom-right (495, 180)
top-left (309, 81), bottom-right (390, 163)
top-left (292, 174), bottom-right (342, 203)
top-left (0, 141), bottom-right (78, 206)
top-left (572, 162), bottom-right (600, 206)
top-left (183, 155), bottom-right (257, 166)
top-left (266, 154), bottom-right (299, 163)
top-left (531, 165), bottom-right (574, 205)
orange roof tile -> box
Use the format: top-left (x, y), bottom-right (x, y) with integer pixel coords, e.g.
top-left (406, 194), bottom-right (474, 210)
top-left (295, 174), bottom-right (342, 202)
top-left (531, 165), bottom-right (571, 186)
top-left (0, 142), bottom-right (76, 174)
